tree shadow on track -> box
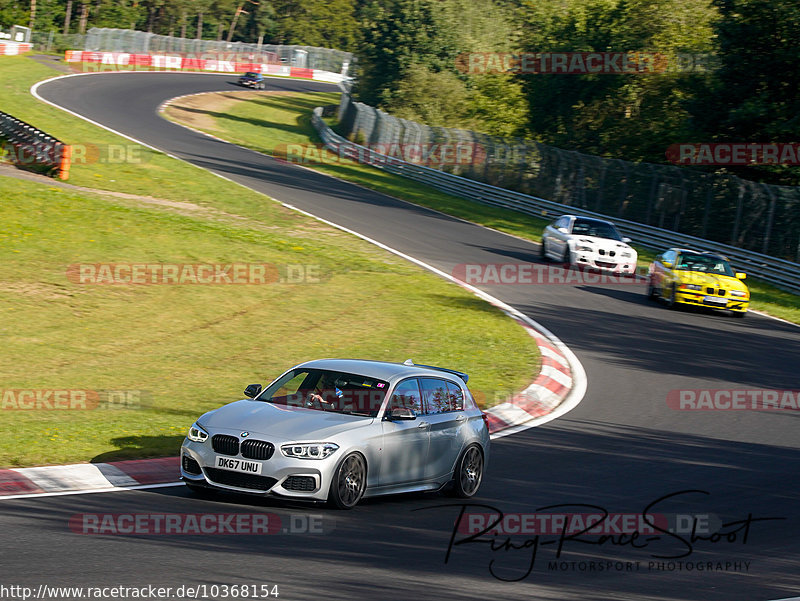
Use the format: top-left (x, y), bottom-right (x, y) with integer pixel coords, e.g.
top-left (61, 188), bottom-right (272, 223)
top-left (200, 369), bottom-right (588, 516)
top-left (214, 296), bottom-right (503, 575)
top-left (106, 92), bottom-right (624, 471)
top-left (513, 300), bottom-right (800, 390)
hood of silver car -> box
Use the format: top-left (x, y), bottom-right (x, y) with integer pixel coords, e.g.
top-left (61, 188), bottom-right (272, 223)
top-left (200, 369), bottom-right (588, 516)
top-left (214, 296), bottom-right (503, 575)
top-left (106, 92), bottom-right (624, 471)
top-left (199, 400), bottom-right (375, 442)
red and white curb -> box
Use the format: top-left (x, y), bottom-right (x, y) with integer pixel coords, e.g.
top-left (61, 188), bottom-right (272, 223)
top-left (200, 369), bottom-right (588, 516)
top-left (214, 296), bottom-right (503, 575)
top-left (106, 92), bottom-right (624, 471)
top-left (0, 41), bottom-right (32, 55)
top-left (0, 458), bottom-right (178, 499)
top-left (484, 329), bottom-right (572, 435)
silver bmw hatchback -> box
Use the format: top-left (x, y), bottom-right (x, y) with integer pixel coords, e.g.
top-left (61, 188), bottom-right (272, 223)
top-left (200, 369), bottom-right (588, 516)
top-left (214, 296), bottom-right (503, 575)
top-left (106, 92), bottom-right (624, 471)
top-left (181, 359), bottom-right (490, 509)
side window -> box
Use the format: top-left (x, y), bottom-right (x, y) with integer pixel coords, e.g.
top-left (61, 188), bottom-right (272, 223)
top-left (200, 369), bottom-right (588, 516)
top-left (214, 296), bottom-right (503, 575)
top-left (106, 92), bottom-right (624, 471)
top-left (389, 379), bottom-right (422, 415)
top-left (445, 381), bottom-right (465, 412)
top-left (420, 378), bottom-right (451, 414)
top-left (554, 216), bottom-right (569, 230)
top-left (662, 250), bottom-right (676, 265)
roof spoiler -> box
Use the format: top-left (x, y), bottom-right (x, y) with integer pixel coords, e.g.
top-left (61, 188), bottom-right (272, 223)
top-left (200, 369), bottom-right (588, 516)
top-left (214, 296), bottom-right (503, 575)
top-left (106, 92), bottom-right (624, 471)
top-left (403, 359), bottom-right (469, 383)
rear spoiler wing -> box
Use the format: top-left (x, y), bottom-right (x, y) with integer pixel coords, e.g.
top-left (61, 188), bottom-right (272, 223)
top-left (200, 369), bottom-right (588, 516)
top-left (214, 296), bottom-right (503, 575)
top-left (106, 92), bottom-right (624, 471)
top-left (403, 359), bottom-right (469, 383)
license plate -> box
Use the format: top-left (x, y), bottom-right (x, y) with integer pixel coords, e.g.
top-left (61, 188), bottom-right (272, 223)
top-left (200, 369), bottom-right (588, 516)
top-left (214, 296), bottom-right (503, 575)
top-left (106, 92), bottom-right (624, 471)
top-left (703, 296), bottom-right (728, 305)
top-left (215, 456), bottom-right (263, 475)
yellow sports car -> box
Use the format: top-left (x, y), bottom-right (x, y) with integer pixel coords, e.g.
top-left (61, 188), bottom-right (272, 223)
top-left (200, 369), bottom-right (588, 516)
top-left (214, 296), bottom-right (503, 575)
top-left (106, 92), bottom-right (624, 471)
top-left (647, 248), bottom-right (749, 317)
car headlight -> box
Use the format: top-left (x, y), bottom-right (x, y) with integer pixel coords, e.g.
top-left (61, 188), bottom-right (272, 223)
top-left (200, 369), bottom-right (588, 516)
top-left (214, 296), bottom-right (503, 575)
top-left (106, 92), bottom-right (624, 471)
top-left (679, 284), bottom-right (702, 291)
top-left (281, 443), bottom-right (339, 460)
top-left (621, 252), bottom-right (632, 258)
top-left (730, 290), bottom-right (748, 297)
top-left (576, 245), bottom-right (593, 252)
top-left (187, 423), bottom-right (209, 443)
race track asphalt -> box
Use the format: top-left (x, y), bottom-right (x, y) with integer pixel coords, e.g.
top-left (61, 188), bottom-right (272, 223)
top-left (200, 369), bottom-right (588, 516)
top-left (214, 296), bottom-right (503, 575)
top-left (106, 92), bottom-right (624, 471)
top-left (0, 72), bottom-right (796, 601)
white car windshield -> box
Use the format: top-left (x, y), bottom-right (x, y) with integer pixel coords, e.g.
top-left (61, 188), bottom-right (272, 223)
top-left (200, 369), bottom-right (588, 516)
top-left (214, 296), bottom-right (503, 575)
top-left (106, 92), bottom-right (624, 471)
top-left (571, 219), bottom-right (623, 241)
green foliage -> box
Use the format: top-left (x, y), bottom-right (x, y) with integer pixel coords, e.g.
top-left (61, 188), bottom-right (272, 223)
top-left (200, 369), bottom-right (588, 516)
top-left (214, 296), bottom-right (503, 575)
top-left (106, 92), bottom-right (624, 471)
top-left (356, 0), bottom-right (460, 106)
top-left (355, 0), bottom-right (523, 134)
top-left (380, 63), bottom-right (472, 127)
top-left (467, 74), bottom-right (528, 138)
top-left (0, 0), bottom-right (26, 28)
top-left (271, 0), bottom-right (359, 50)
top-left (689, 0), bottom-right (800, 184)
top-left (519, 0), bottom-right (717, 160)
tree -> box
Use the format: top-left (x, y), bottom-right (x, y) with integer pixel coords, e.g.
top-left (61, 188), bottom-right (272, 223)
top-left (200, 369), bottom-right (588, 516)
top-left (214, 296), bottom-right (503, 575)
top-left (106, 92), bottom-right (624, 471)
top-left (518, 0), bottom-right (717, 160)
top-left (356, 0), bottom-right (460, 106)
top-left (0, 0), bottom-right (28, 28)
top-left (271, 0), bottom-right (358, 50)
top-left (687, 0), bottom-right (800, 184)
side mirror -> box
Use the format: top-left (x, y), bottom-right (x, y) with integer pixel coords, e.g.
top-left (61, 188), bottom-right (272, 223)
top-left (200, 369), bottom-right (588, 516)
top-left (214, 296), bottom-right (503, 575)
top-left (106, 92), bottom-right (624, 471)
top-left (558, 227), bottom-right (569, 234)
top-left (736, 272), bottom-right (746, 280)
top-left (662, 261), bottom-right (673, 269)
top-left (622, 237), bottom-right (632, 243)
top-left (389, 407), bottom-right (416, 420)
top-left (244, 384), bottom-right (262, 398)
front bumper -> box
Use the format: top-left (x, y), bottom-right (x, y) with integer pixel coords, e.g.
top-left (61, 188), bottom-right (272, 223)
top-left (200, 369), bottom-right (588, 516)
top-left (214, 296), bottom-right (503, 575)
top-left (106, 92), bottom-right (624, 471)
top-left (674, 290), bottom-right (749, 312)
top-left (181, 439), bottom-right (335, 501)
top-left (572, 251), bottom-right (637, 274)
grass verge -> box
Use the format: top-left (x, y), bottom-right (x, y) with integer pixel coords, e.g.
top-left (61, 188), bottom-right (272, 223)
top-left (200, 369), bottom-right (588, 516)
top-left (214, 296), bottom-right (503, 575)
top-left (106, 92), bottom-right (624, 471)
top-left (0, 55), bottom-right (540, 467)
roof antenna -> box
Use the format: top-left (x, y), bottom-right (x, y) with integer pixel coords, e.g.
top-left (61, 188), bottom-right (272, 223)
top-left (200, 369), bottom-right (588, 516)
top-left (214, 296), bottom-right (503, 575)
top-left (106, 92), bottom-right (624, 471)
top-left (403, 359), bottom-right (414, 366)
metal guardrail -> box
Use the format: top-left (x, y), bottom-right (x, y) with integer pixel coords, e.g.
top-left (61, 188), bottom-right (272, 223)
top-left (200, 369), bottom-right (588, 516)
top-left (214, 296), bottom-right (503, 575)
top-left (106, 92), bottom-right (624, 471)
top-left (0, 111), bottom-right (71, 179)
top-left (335, 95), bottom-right (800, 265)
top-left (312, 107), bottom-right (800, 294)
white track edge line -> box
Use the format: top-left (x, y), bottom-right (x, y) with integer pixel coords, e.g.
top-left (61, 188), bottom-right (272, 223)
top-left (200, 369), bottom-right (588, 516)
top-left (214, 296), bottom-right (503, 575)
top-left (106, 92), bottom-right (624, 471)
top-left (0, 481), bottom-right (182, 501)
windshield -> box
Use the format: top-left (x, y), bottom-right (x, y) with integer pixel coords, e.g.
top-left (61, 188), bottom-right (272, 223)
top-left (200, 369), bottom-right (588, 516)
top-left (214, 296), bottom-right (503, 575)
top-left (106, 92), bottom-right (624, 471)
top-left (571, 219), bottom-right (623, 241)
top-left (675, 253), bottom-right (734, 276)
top-left (256, 368), bottom-right (389, 417)
top-left (243, 72), bottom-right (259, 78)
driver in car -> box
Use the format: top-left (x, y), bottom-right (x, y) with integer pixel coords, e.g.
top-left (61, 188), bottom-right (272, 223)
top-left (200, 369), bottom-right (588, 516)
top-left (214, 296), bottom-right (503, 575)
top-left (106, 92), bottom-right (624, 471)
top-left (306, 373), bottom-right (343, 409)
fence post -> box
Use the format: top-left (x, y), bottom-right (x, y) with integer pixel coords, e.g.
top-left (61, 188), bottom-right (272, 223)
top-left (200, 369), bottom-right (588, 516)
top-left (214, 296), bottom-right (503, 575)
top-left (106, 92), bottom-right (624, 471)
top-left (762, 183), bottom-right (777, 255)
top-left (731, 182), bottom-right (745, 246)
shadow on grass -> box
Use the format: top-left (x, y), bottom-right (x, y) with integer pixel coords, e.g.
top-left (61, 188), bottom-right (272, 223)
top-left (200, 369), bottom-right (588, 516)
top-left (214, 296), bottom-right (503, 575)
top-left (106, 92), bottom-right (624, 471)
top-left (171, 105), bottom-right (304, 140)
top-left (90, 434), bottom-right (186, 463)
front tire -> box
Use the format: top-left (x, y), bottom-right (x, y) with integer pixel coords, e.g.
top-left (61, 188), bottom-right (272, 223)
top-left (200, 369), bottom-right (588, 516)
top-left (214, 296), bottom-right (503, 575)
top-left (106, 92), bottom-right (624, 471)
top-left (561, 246), bottom-right (572, 268)
top-left (450, 445), bottom-right (484, 498)
top-left (539, 238), bottom-right (548, 261)
top-left (646, 277), bottom-right (658, 300)
top-left (666, 284), bottom-right (678, 309)
top-left (732, 310), bottom-right (747, 318)
top-left (328, 453), bottom-right (367, 509)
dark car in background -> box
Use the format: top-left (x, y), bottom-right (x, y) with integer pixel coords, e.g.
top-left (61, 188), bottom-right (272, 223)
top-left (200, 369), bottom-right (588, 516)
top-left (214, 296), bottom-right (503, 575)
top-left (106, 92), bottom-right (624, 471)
top-left (238, 71), bottom-right (265, 89)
